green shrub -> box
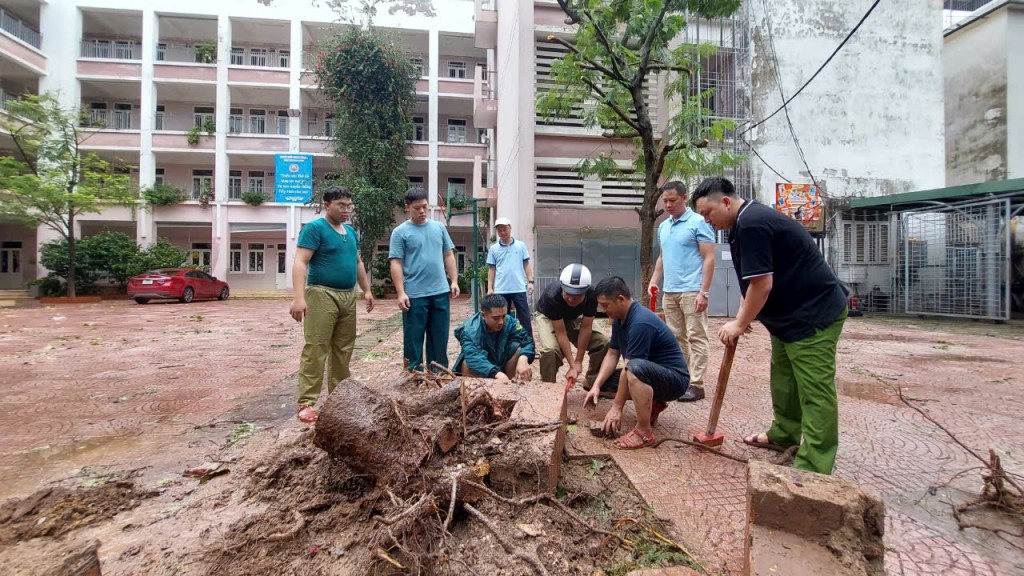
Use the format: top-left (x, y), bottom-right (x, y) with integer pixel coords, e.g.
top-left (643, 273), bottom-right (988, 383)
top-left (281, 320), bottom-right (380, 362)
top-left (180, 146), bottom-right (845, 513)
top-left (37, 233), bottom-right (188, 293)
top-left (186, 125), bottom-right (202, 145)
top-left (241, 190), bottom-right (267, 206)
top-left (458, 261), bottom-right (488, 296)
top-left (194, 43), bottom-right (216, 64)
top-left (371, 250), bottom-right (391, 285)
top-left (142, 183), bottom-right (184, 207)
top-left (38, 239), bottom-right (98, 294)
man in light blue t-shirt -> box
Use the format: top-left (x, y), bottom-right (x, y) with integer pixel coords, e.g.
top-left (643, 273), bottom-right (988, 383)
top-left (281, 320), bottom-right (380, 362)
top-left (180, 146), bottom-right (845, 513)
top-left (486, 216), bottom-right (535, 338)
top-left (648, 181), bottom-right (716, 402)
top-left (389, 187), bottom-right (460, 371)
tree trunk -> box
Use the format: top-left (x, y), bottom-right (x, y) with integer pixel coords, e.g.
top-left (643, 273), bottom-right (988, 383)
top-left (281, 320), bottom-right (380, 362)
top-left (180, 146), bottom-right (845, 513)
top-left (66, 214), bottom-right (77, 299)
top-left (638, 196), bottom-right (656, 310)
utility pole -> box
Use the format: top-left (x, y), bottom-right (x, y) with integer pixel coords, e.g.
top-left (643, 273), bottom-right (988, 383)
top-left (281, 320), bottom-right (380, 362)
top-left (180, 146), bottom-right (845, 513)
top-left (445, 190), bottom-right (487, 313)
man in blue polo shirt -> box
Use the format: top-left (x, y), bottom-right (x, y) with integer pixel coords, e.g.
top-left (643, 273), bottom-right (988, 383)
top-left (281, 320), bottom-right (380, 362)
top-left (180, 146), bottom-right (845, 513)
top-left (584, 276), bottom-right (690, 450)
top-left (693, 177), bottom-right (848, 475)
top-left (486, 216), bottom-right (535, 337)
top-left (648, 180), bottom-right (715, 402)
top-left (290, 187), bottom-right (374, 423)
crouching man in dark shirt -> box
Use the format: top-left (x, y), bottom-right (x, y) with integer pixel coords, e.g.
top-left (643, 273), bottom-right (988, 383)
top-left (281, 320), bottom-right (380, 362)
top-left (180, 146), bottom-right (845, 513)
top-left (584, 277), bottom-right (690, 450)
top-left (454, 294), bottom-right (536, 381)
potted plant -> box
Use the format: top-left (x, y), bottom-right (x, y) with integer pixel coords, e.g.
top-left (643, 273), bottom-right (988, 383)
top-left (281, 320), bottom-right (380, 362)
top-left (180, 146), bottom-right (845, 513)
top-left (186, 125), bottom-right (202, 145)
top-left (241, 190), bottom-right (267, 206)
top-left (202, 117), bottom-right (216, 135)
top-left (142, 183), bottom-right (184, 207)
top-left (198, 183), bottom-right (213, 208)
top-left (194, 43), bottom-right (216, 64)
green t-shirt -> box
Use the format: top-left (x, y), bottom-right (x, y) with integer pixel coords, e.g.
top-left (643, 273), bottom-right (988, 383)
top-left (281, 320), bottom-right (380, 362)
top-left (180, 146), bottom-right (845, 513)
top-left (297, 218), bottom-right (360, 290)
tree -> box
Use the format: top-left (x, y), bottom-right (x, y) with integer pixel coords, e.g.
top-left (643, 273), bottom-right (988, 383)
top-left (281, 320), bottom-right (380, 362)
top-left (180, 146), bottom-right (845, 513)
top-left (537, 0), bottom-right (742, 304)
top-left (36, 233), bottom-right (187, 295)
top-left (313, 27), bottom-right (419, 267)
top-left (0, 94), bottom-right (137, 297)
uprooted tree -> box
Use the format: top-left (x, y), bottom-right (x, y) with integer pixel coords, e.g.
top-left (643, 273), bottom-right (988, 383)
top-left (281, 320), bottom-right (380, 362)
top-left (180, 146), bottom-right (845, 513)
top-left (313, 26), bottom-right (419, 273)
top-left (537, 0), bottom-right (743, 305)
top-left (0, 94), bottom-right (137, 297)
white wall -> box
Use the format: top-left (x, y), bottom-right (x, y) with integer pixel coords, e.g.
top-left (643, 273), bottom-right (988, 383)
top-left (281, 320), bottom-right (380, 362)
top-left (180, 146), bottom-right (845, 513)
top-left (1006, 6), bottom-right (1024, 180)
top-left (748, 0), bottom-right (945, 201)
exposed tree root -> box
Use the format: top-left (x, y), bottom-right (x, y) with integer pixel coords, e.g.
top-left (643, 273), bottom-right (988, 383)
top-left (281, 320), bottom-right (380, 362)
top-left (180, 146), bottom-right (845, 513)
top-left (264, 510), bottom-right (304, 542)
top-left (463, 503), bottom-right (550, 576)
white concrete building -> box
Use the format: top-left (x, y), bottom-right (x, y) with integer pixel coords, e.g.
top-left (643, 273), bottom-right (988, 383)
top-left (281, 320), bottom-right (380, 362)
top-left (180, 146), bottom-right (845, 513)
top-left (0, 0), bottom-right (492, 291)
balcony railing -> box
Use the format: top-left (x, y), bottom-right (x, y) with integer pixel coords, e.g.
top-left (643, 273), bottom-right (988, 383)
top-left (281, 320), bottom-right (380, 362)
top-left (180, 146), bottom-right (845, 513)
top-left (0, 9), bottom-right (41, 49)
top-left (0, 90), bottom-right (18, 111)
top-left (81, 39), bottom-right (141, 60)
top-left (84, 109), bottom-right (134, 130)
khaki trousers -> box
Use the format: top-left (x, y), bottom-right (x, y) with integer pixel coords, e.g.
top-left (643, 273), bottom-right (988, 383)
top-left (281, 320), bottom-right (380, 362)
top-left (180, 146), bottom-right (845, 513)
top-left (534, 313), bottom-right (609, 383)
top-left (663, 292), bottom-right (709, 385)
top-left (297, 285), bottom-right (357, 406)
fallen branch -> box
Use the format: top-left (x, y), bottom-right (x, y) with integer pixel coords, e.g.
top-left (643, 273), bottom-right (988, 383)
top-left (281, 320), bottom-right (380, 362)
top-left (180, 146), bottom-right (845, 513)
top-left (376, 548), bottom-right (405, 569)
top-left (375, 494), bottom-right (433, 526)
top-left (443, 476), bottom-right (458, 534)
top-left (651, 437), bottom-right (749, 464)
top-left (265, 510), bottom-right (304, 542)
top-left (463, 503), bottom-right (550, 576)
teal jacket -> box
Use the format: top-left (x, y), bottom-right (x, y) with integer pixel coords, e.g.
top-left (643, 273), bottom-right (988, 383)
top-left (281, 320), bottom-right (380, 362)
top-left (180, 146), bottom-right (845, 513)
top-left (454, 313), bottom-right (535, 377)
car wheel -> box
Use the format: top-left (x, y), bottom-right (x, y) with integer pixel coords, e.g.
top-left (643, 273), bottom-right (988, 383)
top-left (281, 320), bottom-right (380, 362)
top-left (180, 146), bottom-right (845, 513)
top-left (180, 287), bottom-right (194, 304)
top-left (134, 298), bottom-right (150, 305)
top-left (218, 287), bottom-right (229, 301)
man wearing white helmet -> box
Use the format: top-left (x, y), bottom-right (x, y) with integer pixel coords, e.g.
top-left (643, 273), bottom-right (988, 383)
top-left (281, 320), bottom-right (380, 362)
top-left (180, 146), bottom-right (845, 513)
top-left (534, 263), bottom-right (610, 385)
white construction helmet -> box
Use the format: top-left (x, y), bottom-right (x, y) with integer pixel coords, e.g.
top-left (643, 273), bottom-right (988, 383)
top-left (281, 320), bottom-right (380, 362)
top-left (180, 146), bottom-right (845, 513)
top-left (559, 263), bottom-right (592, 295)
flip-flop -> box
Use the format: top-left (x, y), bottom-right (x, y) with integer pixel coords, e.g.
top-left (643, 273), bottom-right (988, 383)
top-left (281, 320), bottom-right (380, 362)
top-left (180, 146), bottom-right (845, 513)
top-left (614, 427), bottom-right (656, 450)
top-left (297, 405), bottom-right (319, 424)
top-left (742, 432), bottom-right (793, 452)
top-left (650, 401), bottom-right (668, 427)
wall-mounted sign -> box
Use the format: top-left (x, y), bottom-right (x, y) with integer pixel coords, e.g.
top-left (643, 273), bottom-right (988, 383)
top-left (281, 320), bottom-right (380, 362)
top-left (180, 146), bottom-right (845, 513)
top-left (775, 183), bottom-right (823, 233)
top-left (274, 154), bottom-right (313, 203)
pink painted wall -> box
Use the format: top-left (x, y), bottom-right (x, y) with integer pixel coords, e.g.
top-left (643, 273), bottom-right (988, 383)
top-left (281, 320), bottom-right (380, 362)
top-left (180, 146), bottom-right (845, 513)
top-left (534, 135), bottom-right (634, 160)
top-left (153, 133), bottom-right (216, 150)
top-left (227, 68), bottom-right (289, 85)
top-left (77, 60), bottom-right (141, 79)
top-left (535, 207), bottom-right (640, 228)
top-left (534, 5), bottom-right (570, 27)
top-left (155, 101), bottom-right (216, 132)
top-left (225, 135), bottom-right (288, 152)
top-left (299, 138), bottom-right (332, 155)
top-left (0, 34), bottom-right (46, 72)
top-left (437, 79), bottom-right (474, 95)
top-left (154, 64), bottom-right (216, 81)
top-left (437, 143), bottom-right (487, 160)
top-left (78, 130), bottom-right (141, 148)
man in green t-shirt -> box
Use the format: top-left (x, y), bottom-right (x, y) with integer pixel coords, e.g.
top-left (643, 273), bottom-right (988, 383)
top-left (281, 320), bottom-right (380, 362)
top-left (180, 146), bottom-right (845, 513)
top-left (289, 187), bottom-right (374, 423)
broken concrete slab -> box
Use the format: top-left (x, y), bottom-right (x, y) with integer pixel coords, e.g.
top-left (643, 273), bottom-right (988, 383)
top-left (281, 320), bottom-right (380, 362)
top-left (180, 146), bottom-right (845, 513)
top-left (745, 460), bottom-right (885, 576)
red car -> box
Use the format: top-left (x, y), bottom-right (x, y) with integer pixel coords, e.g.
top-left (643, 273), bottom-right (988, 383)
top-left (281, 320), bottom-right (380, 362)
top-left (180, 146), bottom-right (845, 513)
top-left (127, 268), bottom-right (230, 304)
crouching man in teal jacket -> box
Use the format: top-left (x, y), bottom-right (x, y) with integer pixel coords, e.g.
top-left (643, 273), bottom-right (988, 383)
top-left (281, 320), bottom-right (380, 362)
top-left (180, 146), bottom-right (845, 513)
top-left (455, 294), bottom-right (536, 381)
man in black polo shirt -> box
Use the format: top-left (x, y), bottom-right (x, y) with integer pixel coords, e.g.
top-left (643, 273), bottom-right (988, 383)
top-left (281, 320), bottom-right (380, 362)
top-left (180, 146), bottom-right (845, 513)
top-left (534, 263), bottom-right (609, 385)
top-left (692, 177), bottom-right (848, 475)
top-left (584, 277), bottom-right (690, 450)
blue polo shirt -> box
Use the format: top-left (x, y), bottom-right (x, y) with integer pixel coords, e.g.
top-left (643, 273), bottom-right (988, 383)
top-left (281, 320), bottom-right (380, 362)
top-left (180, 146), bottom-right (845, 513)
top-left (657, 209), bottom-right (715, 292)
top-left (389, 219), bottom-right (455, 299)
top-left (486, 238), bottom-right (530, 294)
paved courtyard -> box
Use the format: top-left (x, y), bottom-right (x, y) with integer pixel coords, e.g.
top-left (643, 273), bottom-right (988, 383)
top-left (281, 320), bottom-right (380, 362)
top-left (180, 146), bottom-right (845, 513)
top-left (0, 298), bottom-right (1021, 575)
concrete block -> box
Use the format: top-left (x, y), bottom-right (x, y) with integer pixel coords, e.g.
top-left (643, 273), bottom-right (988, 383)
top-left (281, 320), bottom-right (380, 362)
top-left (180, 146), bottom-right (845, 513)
top-left (745, 461), bottom-right (885, 576)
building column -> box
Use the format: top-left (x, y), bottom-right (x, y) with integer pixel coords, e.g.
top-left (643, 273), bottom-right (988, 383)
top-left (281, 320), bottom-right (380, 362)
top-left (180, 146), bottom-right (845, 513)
top-left (38, 2), bottom-right (80, 104)
top-left (210, 15), bottom-right (232, 277)
top-left (289, 18), bottom-right (303, 153)
top-left (428, 28), bottom-right (440, 208)
top-left (211, 204), bottom-right (229, 279)
top-left (137, 9), bottom-right (158, 247)
top-left (284, 205), bottom-right (299, 289)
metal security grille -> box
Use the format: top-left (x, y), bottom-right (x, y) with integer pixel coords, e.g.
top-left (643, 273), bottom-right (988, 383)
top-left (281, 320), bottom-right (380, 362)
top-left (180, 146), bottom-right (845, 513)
top-left (535, 227), bottom-right (643, 305)
top-left (895, 199), bottom-right (1010, 320)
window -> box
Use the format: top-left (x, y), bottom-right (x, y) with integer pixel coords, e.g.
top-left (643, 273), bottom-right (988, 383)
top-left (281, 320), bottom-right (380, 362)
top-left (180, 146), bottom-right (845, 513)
top-left (446, 119), bottom-right (467, 143)
top-left (248, 243), bottom-right (265, 273)
top-left (85, 39), bottom-right (111, 58)
top-left (155, 168), bottom-right (165, 185)
top-left (411, 57), bottom-right (425, 76)
top-left (154, 105), bottom-right (165, 130)
top-left (447, 177), bottom-right (467, 199)
top-left (193, 106), bottom-right (215, 129)
top-left (249, 48), bottom-right (267, 67)
top-left (278, 50), bottom-right (290, 68)
top-left (156, 43), bottom-right (167, 61)
top-left (447, 61), bottom-right (467, 79)
top-left (0, 241), bottom-right (22, 274)
top-left (477, 128), bottom-right (488, 145)
top-left (249, 109), bottom-right (266, 134)
top-left (191, 169), bottom-right (213, 200)
top-left (114, 40), bottom-right (135, 60)
top-left (277, 247), bottom-right (287, 273)
top-left (229, 108), bottom-right (244, 134)
top-left (88, 102), bottom-right (107, 126)
top-left (229, 242), bottom-right (242, 272)
top-left (408, 176), bottom-right (424, 186)
top-left (230, 47), bottom-right (245, 66)
top-left (412, 116), bottom-right (425, 141)
top-left (277, 110), bottom-right (289, 135)
top-left (190, 242), bottom-right (212, 268)
top-left (112, 103), bottom-right (132, 130)
top-left (247, 171), bottom-right (265, 193)
top-left (322, 112), bottom-right (334, 137)
top-left (228, 170), bottom-right (243, 199)
top-left (842, 222), bottom-right (889, 264)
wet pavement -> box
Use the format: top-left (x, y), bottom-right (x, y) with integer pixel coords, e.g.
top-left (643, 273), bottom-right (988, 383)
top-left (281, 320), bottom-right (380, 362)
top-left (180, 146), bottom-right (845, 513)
top-left (1, 299), bottom-right (1022, 575)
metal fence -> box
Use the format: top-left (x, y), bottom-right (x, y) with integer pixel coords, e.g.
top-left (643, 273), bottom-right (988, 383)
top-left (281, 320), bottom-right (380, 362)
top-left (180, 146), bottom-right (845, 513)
top-left (894, 198), bottom-right (1010, 320)
top-left (0, 9), bottom-right (41, 49)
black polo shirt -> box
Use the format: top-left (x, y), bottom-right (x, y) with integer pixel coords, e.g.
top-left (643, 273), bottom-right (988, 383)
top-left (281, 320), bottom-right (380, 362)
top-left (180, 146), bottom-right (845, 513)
top-left (535, 282), bottom-right (598, 324)
top-left (610, 302), bottom-right (688, 373)
top-left (729, 200), bottom-right (848, 343)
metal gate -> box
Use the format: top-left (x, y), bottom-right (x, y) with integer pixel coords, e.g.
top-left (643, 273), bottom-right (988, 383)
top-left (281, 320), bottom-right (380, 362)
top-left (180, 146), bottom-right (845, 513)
top-left (895, 198), bottom-right (1010, 320)
top-left (535, 228), bottom-right (642, 303)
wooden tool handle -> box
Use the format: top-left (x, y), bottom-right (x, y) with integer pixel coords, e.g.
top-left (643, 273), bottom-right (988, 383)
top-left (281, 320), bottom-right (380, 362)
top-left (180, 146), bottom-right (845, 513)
top-left (704, 343), bottom-right (736, 436)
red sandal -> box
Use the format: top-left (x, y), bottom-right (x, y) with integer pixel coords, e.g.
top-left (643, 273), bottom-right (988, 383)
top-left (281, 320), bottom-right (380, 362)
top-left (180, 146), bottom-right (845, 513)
top-left (614, 427), bottom-right (656, 450)
top-left (297, 405), bottom-right (319, 424)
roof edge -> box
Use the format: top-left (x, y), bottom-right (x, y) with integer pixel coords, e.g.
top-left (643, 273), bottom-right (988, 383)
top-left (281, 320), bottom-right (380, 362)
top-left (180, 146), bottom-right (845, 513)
top-left (848, 178), bottom-right (1024, 209)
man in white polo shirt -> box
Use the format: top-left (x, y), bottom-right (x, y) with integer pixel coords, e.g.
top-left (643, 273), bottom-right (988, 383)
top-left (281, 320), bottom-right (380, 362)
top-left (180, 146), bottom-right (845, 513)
top-left (486, 216), bottom-right (535, 337)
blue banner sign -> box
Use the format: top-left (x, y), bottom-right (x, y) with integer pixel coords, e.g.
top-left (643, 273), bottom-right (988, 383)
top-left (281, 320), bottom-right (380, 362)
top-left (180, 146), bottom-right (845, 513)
top-left (274, 154), bottom-right (313, 203)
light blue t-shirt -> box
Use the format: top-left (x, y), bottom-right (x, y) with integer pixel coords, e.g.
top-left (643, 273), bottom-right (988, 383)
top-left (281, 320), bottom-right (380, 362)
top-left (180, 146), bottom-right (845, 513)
top-left (657, 209), bottom-right (716, 292)
top-left (486, 238), bottom-right (530, 294)
top-left (389, 219), bottom-right (455, 299)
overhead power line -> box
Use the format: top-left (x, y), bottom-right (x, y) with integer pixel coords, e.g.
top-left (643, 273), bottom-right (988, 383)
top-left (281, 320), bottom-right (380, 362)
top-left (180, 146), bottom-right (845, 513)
top-left (740, 0), bottom-right (882, 137)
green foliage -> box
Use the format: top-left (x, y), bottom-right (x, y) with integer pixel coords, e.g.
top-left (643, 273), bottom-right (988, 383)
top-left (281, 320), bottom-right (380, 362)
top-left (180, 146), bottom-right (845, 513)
top-left (458, 259), bottom-right (487, 296)
top-left (185, 125), bottom-right (202, 145)
top-left (202, 117), bottom-right (216, 135)
top-left (313, 27), bottom-right (418, 262)
top-left (142, 183), bottom-right (185, 207)
top-left (371, 250), bottom-right (391, 284)
top-left (0, 93), bottom-right (137, 297)
top-left (534, 0), bottom-right (742, 303)
top-left (38, 239), bottom-right (98, 294)
top-left (36, 233), bottom-right (188, 294)
top-left (194, 43), bottom-right (217, 64)
top-left (241, 190), bottom-right (267, 206)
